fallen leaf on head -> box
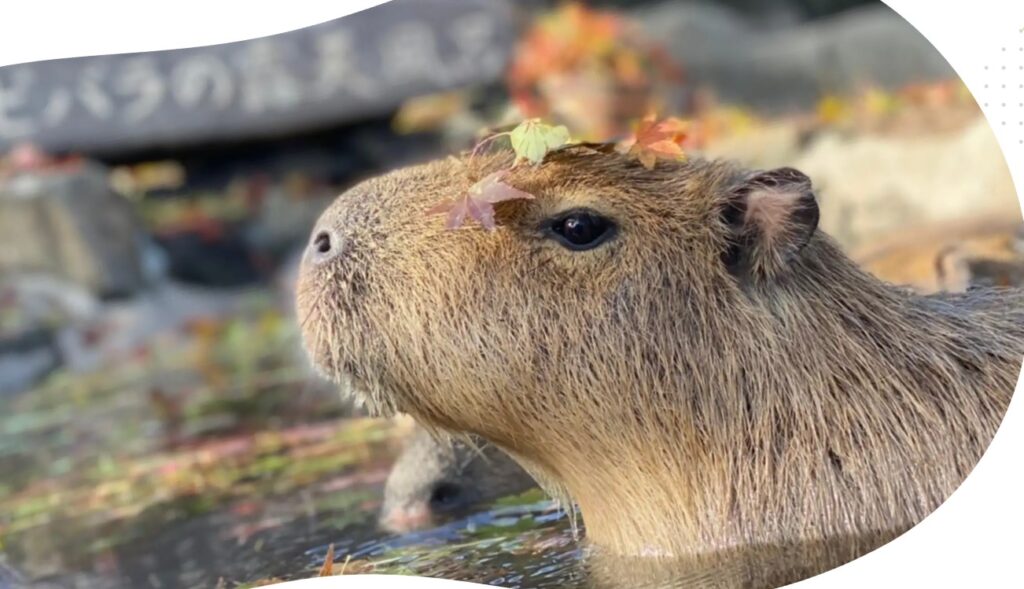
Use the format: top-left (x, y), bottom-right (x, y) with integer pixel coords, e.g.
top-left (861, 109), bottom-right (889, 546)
top-left (427, 170), bottom-right (535, 231)
top-left (510, 119), bottom-right (571, 166)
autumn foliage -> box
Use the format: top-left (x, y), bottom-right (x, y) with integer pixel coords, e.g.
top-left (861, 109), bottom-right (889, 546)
top-left (426, 114), bottom-right (690, 230)
top-left (425, 170), bottom-right (535, 231)
top-left (506, 2), bottom-right (683, 139)
top-left (616, 112), bottom-right (690, 169)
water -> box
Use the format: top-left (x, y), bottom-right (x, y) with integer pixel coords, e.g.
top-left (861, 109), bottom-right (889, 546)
top-left (0, 299), bottom-right (580, 589)
top-left (301, 498), bottom-right (582, 588)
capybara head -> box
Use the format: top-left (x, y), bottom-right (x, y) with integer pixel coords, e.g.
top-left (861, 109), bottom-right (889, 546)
top-left (296, 147), bottom-right (818, 442)
top-left (297, 146), bottom-right (1022, 578)
top-left (379, 426), bottom-right (536, 533)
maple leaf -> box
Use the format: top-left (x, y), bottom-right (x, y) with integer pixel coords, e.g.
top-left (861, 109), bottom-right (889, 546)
top-left (318, 543), bottom-right (335, 577)
top-left (506, 2), bottom-right (684, 136)
top-left (509, 2), bottom-right (623, 97)
top-left (509, 119), bottom-right (571, 166)
top-left (617, 112), bottom-right (689, 169)
top-left (426, 170), bottom-right (535, 231)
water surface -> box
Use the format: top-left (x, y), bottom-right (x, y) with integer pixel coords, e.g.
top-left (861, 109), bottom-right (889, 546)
top-left (0, 300), bottom-right (580, 588)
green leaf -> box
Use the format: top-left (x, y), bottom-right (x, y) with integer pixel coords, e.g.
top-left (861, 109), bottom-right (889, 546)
top-left (509, 119), bottom-right (570, 166)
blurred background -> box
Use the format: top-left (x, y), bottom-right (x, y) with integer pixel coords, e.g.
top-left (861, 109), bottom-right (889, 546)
top-left (0, 1), bottom-right (1021, 588)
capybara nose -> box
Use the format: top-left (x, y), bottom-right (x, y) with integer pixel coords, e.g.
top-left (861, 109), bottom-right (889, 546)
top-left (380, 503), bottom-right (432, 533)
top-left (307, 228), bottom-right (342, 265)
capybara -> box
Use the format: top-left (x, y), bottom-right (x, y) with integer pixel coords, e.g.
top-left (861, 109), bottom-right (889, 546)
top-left (852, 215), bottom-right (1024, 293)
top-left (296, 146), bottom-right (1024, 587)
top-left (379, 425), bottom-right (536, 533)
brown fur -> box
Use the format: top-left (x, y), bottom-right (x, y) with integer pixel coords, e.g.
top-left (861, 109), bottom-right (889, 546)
top-left (296, 147), bottom-right (1024, 587)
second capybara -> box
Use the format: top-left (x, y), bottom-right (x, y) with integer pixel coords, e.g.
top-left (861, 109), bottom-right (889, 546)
top-left (379, 425), bottom-right (536, 533)
top-left (853, 215), bottom-right (1024, 293)
top-left (296, 145), bottom-right (1024, 587)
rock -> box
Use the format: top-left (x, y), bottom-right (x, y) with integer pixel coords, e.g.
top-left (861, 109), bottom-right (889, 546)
top-left (0, 558), bottom-right (27, 589)
top-left (807, 5), bottom-right (953, 91)
top-left (793, 118), bottom-right (1020, 251)
top-left (0, 272), bottom-right (255, 381)
top-left (634, 3), bottom-right (954, 112)
top-left (0, 328), bottom-right (60, 397)
top-left (0, 0), bottom-right (516, 155)
top-left (0, 274), bottom-right (99, 394)
top-left (0, 162), bottom-right (154, 298)
top-left (54, 280), bottom-right (258, 374)
top-left (1, 273), bottom-right (101, 327)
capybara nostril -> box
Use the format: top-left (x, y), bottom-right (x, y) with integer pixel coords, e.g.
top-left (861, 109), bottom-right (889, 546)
top-left (309, 230), bottom-right (341, 264)
top-left (313, 231), bottom-right (332, 254)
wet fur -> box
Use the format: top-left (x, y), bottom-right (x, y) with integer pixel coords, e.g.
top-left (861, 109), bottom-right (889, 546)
top-left (297, 148), bottom-right (1023, 586)
top-left (380, 426), bottom-right (536, 531)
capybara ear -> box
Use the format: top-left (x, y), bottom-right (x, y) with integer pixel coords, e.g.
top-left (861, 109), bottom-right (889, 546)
top-left (721, 167), bottom-right (820, 279)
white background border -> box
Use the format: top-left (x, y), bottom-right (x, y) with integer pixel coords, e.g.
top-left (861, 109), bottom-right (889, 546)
top-left (1, 1), bottom-right (1021, 587)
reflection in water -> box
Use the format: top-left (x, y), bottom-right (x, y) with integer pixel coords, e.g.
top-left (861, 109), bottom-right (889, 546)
top-left (306, 499), bottom-right (583, 588)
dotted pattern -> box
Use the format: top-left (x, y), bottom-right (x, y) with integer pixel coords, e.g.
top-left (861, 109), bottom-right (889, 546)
top-left (981, 39), bottom-right (1024, 144)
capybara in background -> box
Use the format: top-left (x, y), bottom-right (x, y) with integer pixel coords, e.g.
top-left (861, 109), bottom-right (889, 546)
top-left (379, 425), bottom-right (536, 533)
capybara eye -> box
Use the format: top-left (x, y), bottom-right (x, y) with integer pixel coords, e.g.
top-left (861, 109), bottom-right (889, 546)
top-left (547, 209), bottom-right (616, 251)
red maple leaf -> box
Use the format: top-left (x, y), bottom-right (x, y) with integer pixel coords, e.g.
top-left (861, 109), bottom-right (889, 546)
top-left (426, 170), bottom-right (535, 230)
